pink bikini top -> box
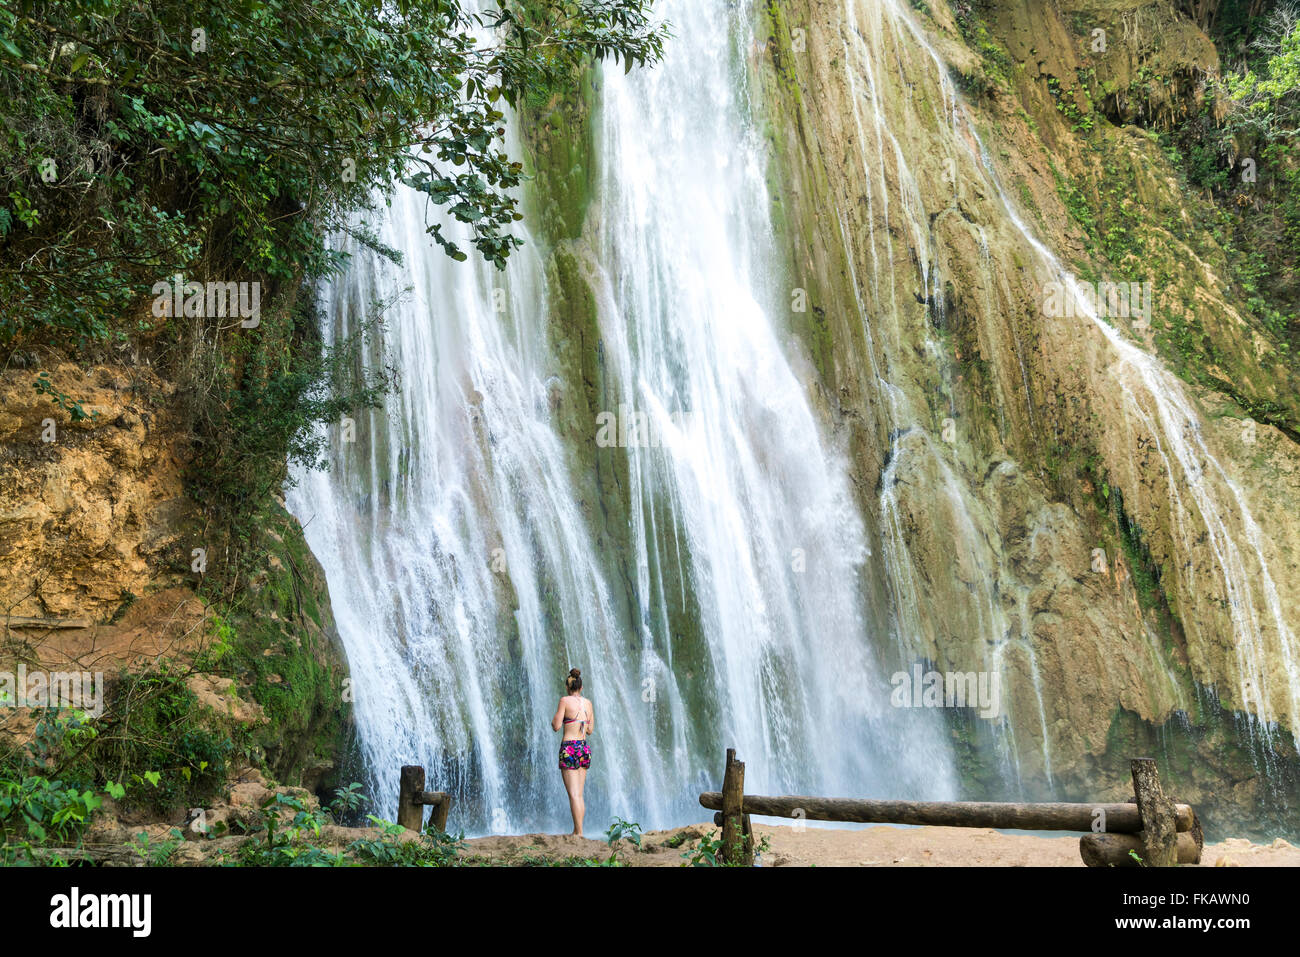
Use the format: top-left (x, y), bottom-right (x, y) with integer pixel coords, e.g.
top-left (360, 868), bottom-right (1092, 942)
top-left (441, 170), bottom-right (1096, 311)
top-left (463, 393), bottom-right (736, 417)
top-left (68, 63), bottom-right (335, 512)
top-left (563, 697), bottom-right (588, 731)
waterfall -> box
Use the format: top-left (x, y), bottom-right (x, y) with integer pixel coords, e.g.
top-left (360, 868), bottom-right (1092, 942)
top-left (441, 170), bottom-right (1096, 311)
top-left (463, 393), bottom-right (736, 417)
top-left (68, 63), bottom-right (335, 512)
top-left (285, 0), bottom-right (1298, 836)
top-left (832, 0), bottom-right (1059, 789)
top-left (287, 0), bottom-right (955, 835)
top-left (843, 0), bottom-right (1300, 762)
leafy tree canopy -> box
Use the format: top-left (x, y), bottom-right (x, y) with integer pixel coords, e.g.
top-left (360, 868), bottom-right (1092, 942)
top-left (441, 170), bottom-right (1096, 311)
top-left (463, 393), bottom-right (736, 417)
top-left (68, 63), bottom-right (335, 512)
top-left (1227, 6), bottom-right (1300, 134)
top-left (0, 0), bottom-right (666, 347)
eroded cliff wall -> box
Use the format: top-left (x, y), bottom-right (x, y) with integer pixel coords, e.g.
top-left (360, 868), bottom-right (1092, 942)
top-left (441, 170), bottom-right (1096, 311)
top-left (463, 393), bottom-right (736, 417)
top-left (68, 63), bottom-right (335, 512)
top-left (755, 0), bottom-right (1300, 834)
top-left (0, 361), bottom-right (354, 807)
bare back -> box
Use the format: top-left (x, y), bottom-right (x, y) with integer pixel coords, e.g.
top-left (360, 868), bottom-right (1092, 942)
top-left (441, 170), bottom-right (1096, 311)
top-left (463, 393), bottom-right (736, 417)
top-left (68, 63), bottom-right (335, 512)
top-left (558, 693), bottom-right (592, 741)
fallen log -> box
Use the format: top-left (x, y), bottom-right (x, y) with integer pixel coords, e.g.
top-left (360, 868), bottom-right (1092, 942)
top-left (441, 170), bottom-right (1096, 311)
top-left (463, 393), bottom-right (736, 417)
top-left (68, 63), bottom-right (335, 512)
top-left (1080, 831), bottom-right (1201, 867)
top-left (698, 792), bottom-right (1195, 833)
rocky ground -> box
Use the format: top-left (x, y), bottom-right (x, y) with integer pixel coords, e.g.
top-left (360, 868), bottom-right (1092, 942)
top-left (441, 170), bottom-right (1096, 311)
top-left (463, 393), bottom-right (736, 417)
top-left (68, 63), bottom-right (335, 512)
top-left (41, 769), bottom-right (1300, 866)
top-left (466, 822), bottom-right (1300, 867)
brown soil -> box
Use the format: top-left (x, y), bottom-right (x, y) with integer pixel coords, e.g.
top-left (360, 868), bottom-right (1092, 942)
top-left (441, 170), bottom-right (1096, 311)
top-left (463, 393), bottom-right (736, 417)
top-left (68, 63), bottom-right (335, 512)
top-left (463, 822), bottom-right (1300, 867)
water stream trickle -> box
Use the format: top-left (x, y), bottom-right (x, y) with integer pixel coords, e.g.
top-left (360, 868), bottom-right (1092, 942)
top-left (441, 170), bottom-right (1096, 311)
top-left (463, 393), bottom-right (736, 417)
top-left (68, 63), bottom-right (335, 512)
top-left (288, 0), bottom-right (956, 834)
top-left (286, 0), bottom-right (1299, 836)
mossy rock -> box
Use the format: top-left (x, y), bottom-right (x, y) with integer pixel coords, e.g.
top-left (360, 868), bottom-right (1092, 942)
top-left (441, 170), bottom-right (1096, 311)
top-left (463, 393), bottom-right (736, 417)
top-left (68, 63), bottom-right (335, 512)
top-left (214, 502), bottom-right (354, 792)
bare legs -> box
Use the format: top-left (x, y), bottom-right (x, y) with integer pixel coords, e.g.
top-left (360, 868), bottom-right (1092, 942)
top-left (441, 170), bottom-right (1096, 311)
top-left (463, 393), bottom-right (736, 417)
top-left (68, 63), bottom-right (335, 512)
top-left (561, 767), bottom-right (586, 836)
top-left (578, 765), bottom-right (587, 830)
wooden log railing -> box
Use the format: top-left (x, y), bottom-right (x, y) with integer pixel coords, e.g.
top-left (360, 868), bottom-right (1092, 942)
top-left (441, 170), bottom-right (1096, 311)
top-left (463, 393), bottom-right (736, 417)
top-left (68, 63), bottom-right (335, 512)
top-left (700, 750), bottom-right (1200, 867)
top-left (397, 765), bottom-right (452, 833)
top-left (698, 793), bottom-right (1197, 833)
top-left (1079, 831), bottom-right (1202, 867)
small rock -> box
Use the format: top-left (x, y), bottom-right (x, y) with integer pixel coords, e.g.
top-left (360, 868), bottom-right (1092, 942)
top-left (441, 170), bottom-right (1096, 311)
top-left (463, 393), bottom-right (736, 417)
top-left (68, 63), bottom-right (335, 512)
top-left (228, 781), bottom-right (273, 808)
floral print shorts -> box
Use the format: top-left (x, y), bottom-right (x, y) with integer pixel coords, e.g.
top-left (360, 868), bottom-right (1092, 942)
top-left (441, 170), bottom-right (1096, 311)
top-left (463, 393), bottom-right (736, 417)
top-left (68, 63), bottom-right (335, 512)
top-left (559, 739), bottom-right (591, 771)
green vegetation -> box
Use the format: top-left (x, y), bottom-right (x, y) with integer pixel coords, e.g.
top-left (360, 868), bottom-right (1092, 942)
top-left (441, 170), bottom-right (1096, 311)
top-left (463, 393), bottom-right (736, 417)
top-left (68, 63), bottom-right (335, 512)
top-left (681, 828), bottom-right (727, 866)
top-left (1044, 6), bottom-right (1299, 438)
top-left (951, 0), bottom-right (1012, 99)
top-left (495, 849), bottom-right (626, 867)
top-left (1153, 8), bottom-right (1298, 353)
top-left (0, 706), bottom-right (220, 864)
top-left (0, 0), bottom-right (666, 339)
top-left (0, 0), bottom-right (666, 539)
top-left (193, 504), bottom-right (354, 784)
top-left (0, 708), bottom-right (465, 865)
top-left (1047, 75), bottom-right (1096, 135)
top-left (605, 815), bottom-right (643, 849)
top-left (0, 3), bottom-right (666, 865)
top-left (0, 667), bottom-right (236, 842)
top-left (0, 712), bottom-right (108, 863)
top-left (91, 669), bottom-right (234, 813)
top-left (679, 827), bottom-right (769, 866)
top-left (233, 793), bottom-right (467, 866)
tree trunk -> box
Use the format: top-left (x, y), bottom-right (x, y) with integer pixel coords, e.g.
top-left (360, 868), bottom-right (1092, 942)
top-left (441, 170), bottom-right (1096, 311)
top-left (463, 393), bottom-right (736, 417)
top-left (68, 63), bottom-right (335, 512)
top-left (1131, 758), bottom-right (1179, 867)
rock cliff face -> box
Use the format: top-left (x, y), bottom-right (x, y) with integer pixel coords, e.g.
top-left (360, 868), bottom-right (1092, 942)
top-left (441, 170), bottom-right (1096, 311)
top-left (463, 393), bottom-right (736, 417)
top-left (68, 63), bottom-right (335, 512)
top-left (0, 360), bottom-right (353, 799)
top-left (750, 0), bottom-right (1300, 833)
top-left (0, 363), bottom-right (194, 624)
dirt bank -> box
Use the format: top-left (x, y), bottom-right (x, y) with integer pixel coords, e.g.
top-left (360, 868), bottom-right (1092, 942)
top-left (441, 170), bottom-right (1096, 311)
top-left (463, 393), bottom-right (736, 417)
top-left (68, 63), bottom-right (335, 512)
top-left (464, 821), bottom-right (1300, 867)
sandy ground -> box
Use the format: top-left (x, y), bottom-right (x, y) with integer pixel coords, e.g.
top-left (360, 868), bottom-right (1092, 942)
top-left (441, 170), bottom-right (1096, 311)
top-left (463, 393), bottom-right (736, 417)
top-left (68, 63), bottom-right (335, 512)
top-left (464, 822), bottom-right (1300, 866)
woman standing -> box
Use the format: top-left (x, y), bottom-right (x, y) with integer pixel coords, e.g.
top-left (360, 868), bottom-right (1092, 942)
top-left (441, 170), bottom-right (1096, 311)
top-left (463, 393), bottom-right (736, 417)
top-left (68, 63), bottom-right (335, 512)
top-left (552, 668), bottom-right (594, 836)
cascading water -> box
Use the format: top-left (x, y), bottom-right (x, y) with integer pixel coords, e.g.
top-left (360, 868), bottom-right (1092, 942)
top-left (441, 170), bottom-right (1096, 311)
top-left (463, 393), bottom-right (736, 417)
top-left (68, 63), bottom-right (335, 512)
top-left (285, 179), bottom-right (646, 832)
top-left (288, 0), bottom-right (956, 835)
top-left (832, 0), bottom-right (1060, 790)
top-left (588, 0), bottom-right (957, 802)
top-left (287, 0), bottom-right (1299, 835)
top-left (835, 0), bottom-right (1300, 778)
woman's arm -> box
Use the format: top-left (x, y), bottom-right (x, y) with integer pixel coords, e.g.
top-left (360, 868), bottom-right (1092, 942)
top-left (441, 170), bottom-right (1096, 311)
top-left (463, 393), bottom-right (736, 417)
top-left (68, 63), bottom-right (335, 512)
top-left (551, 698), bottom-right (565, 733)
top-left (587, 699), bottom-right (594, 735)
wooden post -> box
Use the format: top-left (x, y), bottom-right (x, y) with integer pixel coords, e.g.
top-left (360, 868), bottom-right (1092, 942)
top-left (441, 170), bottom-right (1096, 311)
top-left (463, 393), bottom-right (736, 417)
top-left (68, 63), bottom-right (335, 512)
top-left (421, 791), bottom-right (452, 832)
top-left (398, 765), bottom-right (425, 833)
top-left (1131, 757), bottom-right (1178, 867)
top-left (720, 748), bottom-right (752, 865)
